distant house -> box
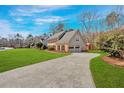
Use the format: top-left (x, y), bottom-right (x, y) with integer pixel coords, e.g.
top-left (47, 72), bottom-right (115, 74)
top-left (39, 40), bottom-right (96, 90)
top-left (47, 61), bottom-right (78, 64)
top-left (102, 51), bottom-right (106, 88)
top-left (40, 36), bottom-right (49, 47)
top-left (0, 38), bottom-right (9, 47)
top-left (33, 35), bottom-right (49, 46)
top-left (48, 30), bottom-right (85, 52)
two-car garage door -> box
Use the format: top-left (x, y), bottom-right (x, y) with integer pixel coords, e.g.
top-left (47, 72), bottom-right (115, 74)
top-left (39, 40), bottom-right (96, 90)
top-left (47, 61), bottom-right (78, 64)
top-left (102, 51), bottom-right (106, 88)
top-left (69, 46), bottom-right (81, 52)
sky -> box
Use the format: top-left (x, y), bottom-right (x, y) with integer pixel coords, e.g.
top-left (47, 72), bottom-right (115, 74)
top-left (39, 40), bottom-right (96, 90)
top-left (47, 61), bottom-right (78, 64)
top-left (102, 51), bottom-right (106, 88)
top-left (0, 5), bottom-right (119, 38)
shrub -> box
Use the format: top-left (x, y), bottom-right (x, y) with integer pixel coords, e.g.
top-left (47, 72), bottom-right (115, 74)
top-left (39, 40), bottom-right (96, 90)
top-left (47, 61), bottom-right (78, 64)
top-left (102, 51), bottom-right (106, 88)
top-left (30, 43), bottom-right (35, 47)
top-left (42, 45), bottom-right (47, 50)
top-left (95, 29), bottom-right (124, 59)
top-left (48, 47), bottom-right (55, 51)
top-left (36, 42), bottom-right (43, 49)
top-left (109, 50), bottom-right (121, 58)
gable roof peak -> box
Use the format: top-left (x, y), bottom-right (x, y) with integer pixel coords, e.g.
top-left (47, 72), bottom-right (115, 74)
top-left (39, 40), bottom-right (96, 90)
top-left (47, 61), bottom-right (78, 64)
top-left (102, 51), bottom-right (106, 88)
top-left (48, 31), bottom-right (65, 40)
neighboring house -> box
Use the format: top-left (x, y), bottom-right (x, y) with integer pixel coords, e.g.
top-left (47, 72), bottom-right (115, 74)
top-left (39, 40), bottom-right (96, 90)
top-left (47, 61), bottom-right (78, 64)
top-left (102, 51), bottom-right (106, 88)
top-left (33, 36), bottom-right (49, 47)
top-left (33, 36), bottom-right (42, 44)
top-left (0, 38), bottom-right (9, 47)
top-left (48, 30), bottom-right (85, 52)
top-left (40, 36), bottom-right (49, 47)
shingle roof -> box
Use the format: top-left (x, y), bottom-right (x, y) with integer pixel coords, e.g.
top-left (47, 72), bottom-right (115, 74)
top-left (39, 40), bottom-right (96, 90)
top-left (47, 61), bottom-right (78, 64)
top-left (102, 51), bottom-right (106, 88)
top-left (56, 30), bottom-right (77, 44)
top-left (48, 31), bottom-right (65, 40)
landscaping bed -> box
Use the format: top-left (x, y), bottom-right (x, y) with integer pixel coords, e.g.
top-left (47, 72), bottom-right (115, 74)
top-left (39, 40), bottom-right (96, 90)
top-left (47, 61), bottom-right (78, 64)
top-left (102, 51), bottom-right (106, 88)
top-left (102, 56), bottom-right (124, 67)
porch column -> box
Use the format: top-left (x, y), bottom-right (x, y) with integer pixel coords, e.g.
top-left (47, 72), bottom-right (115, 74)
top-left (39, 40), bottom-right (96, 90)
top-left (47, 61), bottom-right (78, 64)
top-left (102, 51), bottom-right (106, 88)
top-left (55, 45), bottom-right (58, 51)
top-left (74, 46), bottom-right (76, 52)
top-left (65, 44), bottom-right (69, 52)
top-left (60, 45), bottom-right (62, 51)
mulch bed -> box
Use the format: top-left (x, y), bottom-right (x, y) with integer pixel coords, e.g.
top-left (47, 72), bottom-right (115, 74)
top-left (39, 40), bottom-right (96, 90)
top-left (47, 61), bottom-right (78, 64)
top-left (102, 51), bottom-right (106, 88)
top-left (45, 50), bottom-right (67, 54)
top-left (102, 56), bottom-right (124, 67)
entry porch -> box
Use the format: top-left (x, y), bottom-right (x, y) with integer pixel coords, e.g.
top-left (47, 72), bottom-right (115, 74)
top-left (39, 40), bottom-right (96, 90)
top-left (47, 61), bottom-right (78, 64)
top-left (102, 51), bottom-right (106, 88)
top-left (55, 44), bottom-right (82, 52)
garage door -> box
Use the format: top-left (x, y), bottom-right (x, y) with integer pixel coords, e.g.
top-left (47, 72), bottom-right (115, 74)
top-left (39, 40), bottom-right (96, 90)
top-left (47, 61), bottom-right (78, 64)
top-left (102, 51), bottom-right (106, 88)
top-left (69, 47), bottom-right (75, 52)
top-left (75, 46), bottom-right (80, 52)
top-left (69, 46), bottom-right (81, 52)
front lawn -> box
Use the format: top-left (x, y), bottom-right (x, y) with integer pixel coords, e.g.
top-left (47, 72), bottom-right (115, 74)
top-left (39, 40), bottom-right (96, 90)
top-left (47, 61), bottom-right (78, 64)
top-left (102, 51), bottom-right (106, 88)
top-left (89, 50), bottom-right (124, 88)
top-left (0, 48), bottom-right (69, 73)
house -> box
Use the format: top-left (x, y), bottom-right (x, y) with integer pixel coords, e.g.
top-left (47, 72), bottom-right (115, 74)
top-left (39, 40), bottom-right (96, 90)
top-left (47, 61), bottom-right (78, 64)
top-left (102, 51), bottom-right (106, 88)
top-left (40, 35), bottom-right (49, 47)
top-left (0, 38), bottom-right (9, 47)
top-left (33, 35), bottom-right (49, 47)
top-left (48, 30), bottom-right (85, 52)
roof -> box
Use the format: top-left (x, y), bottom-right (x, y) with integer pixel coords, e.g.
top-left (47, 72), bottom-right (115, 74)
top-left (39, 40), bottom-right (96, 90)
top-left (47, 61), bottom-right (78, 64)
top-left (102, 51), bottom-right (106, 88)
top-left (56, 30), bottom-right (77, 44)
top-left (48, 31), bottom-right (65, 40)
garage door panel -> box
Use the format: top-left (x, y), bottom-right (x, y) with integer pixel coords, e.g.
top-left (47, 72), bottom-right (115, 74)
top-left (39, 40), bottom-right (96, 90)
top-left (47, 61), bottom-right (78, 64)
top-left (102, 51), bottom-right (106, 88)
top-left (69, 46), bottom-right (74, 52)
top-left (69, 46), bottom-right (81, 52)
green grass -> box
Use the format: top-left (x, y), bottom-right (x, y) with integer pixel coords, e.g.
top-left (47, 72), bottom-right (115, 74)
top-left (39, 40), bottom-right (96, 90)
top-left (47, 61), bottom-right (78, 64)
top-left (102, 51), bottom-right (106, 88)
top-left (87, 50), bottom-right (105, 53)
top-left (89, 50), bottom-right (124, 88)
top-left (0, 48), bottom-right (69, 73)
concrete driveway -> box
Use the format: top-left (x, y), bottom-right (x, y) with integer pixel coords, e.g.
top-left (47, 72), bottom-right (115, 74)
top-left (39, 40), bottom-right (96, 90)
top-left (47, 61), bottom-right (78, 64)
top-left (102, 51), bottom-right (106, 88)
top-left (0, 53), bottom-right (99, 88)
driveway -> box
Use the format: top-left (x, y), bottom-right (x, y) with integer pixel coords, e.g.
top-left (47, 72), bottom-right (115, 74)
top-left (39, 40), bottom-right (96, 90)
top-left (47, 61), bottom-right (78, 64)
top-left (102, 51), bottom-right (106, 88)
top-left (0, 47), bottom-right (13, 51)
top-left (0, 53), bottom-right (99, 88)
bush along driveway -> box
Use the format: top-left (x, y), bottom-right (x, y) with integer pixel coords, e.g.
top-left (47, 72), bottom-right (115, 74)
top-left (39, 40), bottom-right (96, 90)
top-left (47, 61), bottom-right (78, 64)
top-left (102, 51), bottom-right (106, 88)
top-left (89, 50), bottom-right (124, 88)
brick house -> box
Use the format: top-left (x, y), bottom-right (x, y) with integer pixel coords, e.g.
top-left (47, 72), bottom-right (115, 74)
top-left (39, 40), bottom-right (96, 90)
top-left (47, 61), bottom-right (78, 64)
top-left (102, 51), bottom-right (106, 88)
top-left (48, 30), bottom-right (85, 52)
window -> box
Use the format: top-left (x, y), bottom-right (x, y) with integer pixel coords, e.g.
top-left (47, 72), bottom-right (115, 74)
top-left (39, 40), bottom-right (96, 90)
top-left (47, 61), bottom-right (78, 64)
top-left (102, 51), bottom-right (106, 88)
top-left (75, 46), bottom-right (79, 48)
top-left (69, 47), bottom-right (74, 49)
top-left (76, 38), bottom-right (79, 41)
top-left (62, 45), bottom-right (65, 50)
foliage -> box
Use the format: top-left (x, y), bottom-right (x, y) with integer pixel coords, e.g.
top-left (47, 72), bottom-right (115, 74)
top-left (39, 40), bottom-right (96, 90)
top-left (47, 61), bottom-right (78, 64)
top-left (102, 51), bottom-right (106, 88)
top-left (35, 42), bottom-right (43, 49)
top-left (95, 29), bottom-right (124, 57)
top-left (87, 49), bottom-right (105, 53)
top-left (79, 10), bottom-right (99, 43)
top-left (14, 33), bottom-right (24, 48)
top-left (48, 47), bottom-right (55, 51)
top-left (109, 50), bottom-right (121, 57)
top-left (30, 42), bottom-right (35, 47)
top-left (106, 11), bottom-right (118, 28)
top-left (49, 23), bottom-right (65, 35)
top-left (42, 45), bottom-right (47, 50)
top-left (25, 34), bottom-right (34, 48)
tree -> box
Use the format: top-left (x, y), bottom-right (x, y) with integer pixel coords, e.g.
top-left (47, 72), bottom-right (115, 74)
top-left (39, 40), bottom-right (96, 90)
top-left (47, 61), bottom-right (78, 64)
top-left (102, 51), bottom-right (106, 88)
top-left (27, 34), bottom-right (33, 39)
top-left (14, 33), bottom-right (24, 48)
top-left (0, 37), bottom-right (8, 47)
top-left (95, 6), bottom-right (124, 51)
top-left (25, 34), bottom-right (34, 48)
top-left (79, 10), bottom-right (100, 47)
top-left (106, 6), bottom-right (124, 31)
top-left (96, 28), bottom-right (124, 52)
top-left (104, 6), bottom-right (124, 51)
top-left (8, 34), bottom-right (15, 47)
top-left (36, 42), bottom-right (43, 49)
top-left (55, 23), bottom-right (64, 31)
top-left (115, 6), bottom-right (124, 28)
top-left (49, 23), bottom-right (65, 35)
top-left (106, 11), bottom-right (119, 30)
